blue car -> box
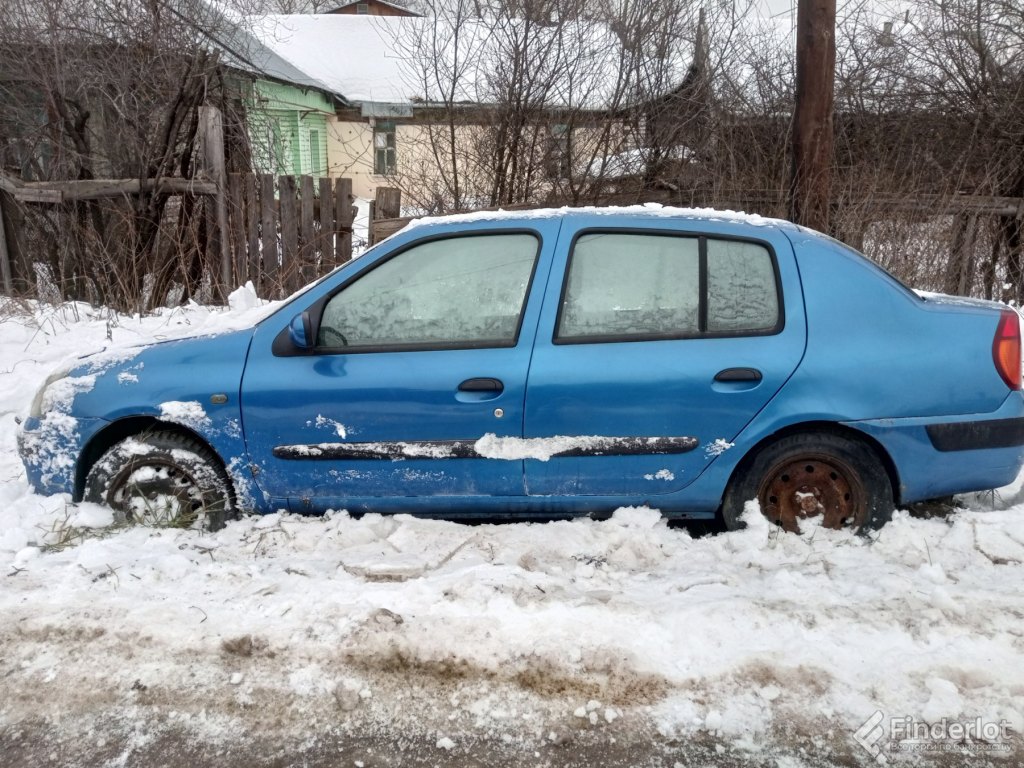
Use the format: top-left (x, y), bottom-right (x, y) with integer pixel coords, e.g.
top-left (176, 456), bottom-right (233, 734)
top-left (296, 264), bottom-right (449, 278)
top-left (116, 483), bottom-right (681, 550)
top-left (17, 207), bottom-right (1024, 533)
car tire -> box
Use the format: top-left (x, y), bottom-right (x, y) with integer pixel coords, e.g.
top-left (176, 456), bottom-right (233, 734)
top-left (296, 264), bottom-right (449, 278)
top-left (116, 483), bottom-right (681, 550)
top-left (84, 431), bottom-right (234, 531)
top-left (721, 432), bottom-right (893, 534)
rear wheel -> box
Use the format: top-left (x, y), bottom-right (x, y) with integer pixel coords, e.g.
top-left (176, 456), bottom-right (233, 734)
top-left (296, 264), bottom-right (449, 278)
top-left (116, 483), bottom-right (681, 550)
top-left (722, 432), bottom-right (893, 533)
top-left (84, 431), bottom-right (234, 531)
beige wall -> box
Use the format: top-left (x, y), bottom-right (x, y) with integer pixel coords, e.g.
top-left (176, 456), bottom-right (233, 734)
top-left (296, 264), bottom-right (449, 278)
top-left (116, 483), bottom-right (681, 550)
top-left (326, 120), bottom-right (378, 200)
top-left (327, 115), bottom-right (636, 211)
top-left (326, 118), bottom-right (493, 209)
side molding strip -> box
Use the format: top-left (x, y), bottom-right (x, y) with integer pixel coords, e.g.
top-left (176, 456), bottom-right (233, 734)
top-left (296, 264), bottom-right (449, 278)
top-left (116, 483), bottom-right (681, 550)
top-left (272, 436), bottom-right (699, 461)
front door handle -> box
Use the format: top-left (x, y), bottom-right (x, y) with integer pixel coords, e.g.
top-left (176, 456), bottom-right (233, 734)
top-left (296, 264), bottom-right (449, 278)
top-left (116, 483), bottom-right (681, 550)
top-left (458, 377), bottom-right (504, 393)
top-left (714, 368), bottom-right (763, 383)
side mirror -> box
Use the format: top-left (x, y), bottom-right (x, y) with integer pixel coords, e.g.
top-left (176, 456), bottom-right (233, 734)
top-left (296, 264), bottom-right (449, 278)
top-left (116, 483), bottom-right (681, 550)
top-left (288, 311), bottom-right (314, 350)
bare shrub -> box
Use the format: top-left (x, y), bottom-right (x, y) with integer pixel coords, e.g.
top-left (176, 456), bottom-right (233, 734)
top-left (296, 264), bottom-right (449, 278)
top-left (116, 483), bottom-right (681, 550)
top-left (0, 0), bottom-right (252, 311)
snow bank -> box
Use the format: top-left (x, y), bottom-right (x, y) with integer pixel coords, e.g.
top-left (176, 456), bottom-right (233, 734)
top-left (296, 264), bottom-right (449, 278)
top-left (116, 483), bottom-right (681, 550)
top-left (2, 299), bottom-right (1024, 761)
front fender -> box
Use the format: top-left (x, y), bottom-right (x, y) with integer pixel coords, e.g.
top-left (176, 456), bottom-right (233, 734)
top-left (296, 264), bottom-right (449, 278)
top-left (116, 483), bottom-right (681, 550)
top-left (65, 329), bottom-right (260, 508)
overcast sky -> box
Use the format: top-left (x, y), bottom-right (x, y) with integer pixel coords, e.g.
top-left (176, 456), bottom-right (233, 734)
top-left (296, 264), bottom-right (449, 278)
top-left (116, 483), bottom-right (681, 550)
top-left (756, 0), bottom-right (797, 19)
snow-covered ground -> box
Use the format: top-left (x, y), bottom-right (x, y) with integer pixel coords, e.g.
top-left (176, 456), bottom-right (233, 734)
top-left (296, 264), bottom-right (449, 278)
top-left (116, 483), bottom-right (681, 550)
top-left (1, 298), bottom-right (1023, 767)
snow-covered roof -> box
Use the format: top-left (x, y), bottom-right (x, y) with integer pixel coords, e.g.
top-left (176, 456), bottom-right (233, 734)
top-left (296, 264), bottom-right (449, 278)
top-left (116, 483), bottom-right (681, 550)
top-left (210, 16), bottom-right (344, 99)
top-left (247, 15), bottom-right (416, 104)
top-left (328, 0), bottom-right (419, 13)
top-left (587, 146), bottom-right (696, 179)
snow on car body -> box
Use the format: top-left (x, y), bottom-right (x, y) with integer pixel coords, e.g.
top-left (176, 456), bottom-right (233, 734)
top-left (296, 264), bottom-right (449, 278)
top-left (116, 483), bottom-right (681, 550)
top-left (17, 206), bottom-right (1024, 531)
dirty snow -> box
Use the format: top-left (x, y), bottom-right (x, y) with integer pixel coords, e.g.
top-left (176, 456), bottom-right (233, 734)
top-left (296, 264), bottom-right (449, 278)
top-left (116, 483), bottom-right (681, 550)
top-left (1, 297), bottom-right (1024, 765)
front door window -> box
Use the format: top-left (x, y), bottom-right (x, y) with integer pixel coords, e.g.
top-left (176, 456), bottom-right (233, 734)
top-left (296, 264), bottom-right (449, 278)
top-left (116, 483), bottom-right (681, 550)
top-left (318, 233), bottom-right (539, 350)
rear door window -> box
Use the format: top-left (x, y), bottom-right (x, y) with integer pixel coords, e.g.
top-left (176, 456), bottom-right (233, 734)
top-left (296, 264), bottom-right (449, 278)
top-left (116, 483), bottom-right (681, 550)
top-left (556, 231), bottom-right (780, 342)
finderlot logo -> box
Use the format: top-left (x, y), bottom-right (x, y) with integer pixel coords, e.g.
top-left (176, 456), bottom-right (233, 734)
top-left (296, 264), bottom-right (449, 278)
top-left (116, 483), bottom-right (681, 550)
top-left (854, 711), bottom-right (1014, 761)
top-left (854, 710), bottom-right (888, 764)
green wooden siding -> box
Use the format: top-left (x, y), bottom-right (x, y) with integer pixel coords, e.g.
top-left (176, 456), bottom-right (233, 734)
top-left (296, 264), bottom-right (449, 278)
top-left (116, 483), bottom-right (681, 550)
top-left (247, 79), bottom-right (332, 178)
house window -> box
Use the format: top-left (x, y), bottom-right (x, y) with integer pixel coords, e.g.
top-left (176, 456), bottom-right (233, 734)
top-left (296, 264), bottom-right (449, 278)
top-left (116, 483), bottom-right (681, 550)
top-left (374, 122), bottom-right (397, 175)
top-left (309, 129), bottom-right (321, 176)
top-left (546, 124), bottom-right (571, 179)
top-left (356, 3), bottom-right (369, 13)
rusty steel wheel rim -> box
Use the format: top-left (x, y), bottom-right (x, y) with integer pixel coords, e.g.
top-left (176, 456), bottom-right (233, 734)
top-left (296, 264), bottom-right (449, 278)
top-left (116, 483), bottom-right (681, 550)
top-left (757, 454), bottom-right (867, 533)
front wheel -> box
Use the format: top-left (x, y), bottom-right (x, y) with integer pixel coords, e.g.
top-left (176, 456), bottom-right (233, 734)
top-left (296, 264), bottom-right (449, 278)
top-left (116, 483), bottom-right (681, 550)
top-left (722, 432), bottom-right (893, 533)
top-left (84, 431), bottom-right (235, 530)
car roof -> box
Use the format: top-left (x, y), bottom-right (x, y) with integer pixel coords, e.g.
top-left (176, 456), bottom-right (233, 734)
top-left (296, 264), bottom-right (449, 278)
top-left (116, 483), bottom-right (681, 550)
top-left (401, 204), bottom-right (798, 235)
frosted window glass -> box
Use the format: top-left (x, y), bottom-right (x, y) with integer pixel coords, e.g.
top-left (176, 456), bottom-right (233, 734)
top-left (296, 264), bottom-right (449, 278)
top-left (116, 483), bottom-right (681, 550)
top-left (558, 233), bottom-right (699, 339)
top-left (318, 234), bottom-right (537, 348)
top-left (707, 240), bottom-right (778, 332)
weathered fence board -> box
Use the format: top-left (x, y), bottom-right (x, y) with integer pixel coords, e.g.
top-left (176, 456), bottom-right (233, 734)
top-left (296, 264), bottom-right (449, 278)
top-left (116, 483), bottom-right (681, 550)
top-left (299, 175), bottom-right (316, 285)
top-left (244, 175), bottom-right (260, 291)
top-left (216, 172), bottom-right (357, 297)
top-left (319, 178), bottom-right (335, 269)
top-left (227, 173), bottom-right (246, 285)
top-left (260, 174), bottom-right (278, 289)
top-left (335, 178), bottom-right (354, 265)
top-left (375, 186), bottom-right (401, 220)
top-left (278, 175), bottom-right (299, 291)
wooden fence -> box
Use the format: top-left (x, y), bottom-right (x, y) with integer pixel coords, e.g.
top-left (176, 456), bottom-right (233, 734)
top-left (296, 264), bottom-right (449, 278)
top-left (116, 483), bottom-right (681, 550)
top-left (0, 106), bottom-right (361, 305)
top-left (224, 173), bottom-right (357, 298)
top-left (0, 170), bottom-right (359, 302)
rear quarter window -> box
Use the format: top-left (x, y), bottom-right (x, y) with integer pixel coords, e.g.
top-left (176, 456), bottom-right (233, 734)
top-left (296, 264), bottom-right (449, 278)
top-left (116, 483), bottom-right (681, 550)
top-left (707, 239), bottom-right (779, 332)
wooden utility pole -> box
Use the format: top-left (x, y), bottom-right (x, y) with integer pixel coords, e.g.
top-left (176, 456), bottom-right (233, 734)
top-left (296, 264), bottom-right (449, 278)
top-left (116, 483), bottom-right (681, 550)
top-left (789, 0), bottom-right (836, 232)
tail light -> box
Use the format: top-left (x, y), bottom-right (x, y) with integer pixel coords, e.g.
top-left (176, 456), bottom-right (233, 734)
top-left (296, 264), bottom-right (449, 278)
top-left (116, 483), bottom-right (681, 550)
top-left (993, 310), bottom-right (1022, 390)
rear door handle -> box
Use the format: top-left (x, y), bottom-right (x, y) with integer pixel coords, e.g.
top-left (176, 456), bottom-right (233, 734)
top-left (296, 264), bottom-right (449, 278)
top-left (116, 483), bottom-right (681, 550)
top-left (458, 377), bottom-right (504, 392)
top-left (714, 368), bottom-right (762, 383)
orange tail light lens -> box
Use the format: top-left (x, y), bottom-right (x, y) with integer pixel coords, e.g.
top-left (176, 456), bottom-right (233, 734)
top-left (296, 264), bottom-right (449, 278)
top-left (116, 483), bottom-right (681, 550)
top-left (993, 310), bottom-right (1022, 390)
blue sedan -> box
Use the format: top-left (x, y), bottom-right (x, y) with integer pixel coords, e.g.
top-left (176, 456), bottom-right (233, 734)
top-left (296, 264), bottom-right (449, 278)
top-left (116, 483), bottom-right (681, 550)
top-left (18, 207), bottom-right (1024, 533)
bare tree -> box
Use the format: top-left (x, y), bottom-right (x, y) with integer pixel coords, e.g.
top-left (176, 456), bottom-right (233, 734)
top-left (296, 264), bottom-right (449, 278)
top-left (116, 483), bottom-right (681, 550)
top-left (824, 0), bottom-right (1024, 300)
top-left (387, 0), bottom-right (715, 212)
top-left (899, 0), bottom-right (1024, 301)
top-left (0, 0), bottom-right (250, 309)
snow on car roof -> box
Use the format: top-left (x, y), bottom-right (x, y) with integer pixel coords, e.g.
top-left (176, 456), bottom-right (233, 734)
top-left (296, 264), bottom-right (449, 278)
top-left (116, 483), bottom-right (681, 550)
top-left (402, 203), bottom-right (792, 233)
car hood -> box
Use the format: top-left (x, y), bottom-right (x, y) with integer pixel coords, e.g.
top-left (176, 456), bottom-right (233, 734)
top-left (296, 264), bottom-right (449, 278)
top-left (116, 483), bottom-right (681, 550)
top-left (45, 327), bottom-right (258, 422)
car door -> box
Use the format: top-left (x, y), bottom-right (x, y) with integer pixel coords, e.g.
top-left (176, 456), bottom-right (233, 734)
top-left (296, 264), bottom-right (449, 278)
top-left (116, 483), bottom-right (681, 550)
top-left (240, 222), bottom-right (559, 508)
top-left (523, 218), bottom-right (807, 498)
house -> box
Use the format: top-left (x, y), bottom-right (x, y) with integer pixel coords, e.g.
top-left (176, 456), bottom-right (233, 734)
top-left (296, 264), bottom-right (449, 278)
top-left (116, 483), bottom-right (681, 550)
top-left (214, 18), bottom-right (345, 179)
top-left (246, 14), bottom-right (450, 201)
top-left (326, 0), bottom-right (421, 16)
top-left (244, 79), bottom-right (335, 178)
top-left (244, 13), bottom-right (698, 209)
